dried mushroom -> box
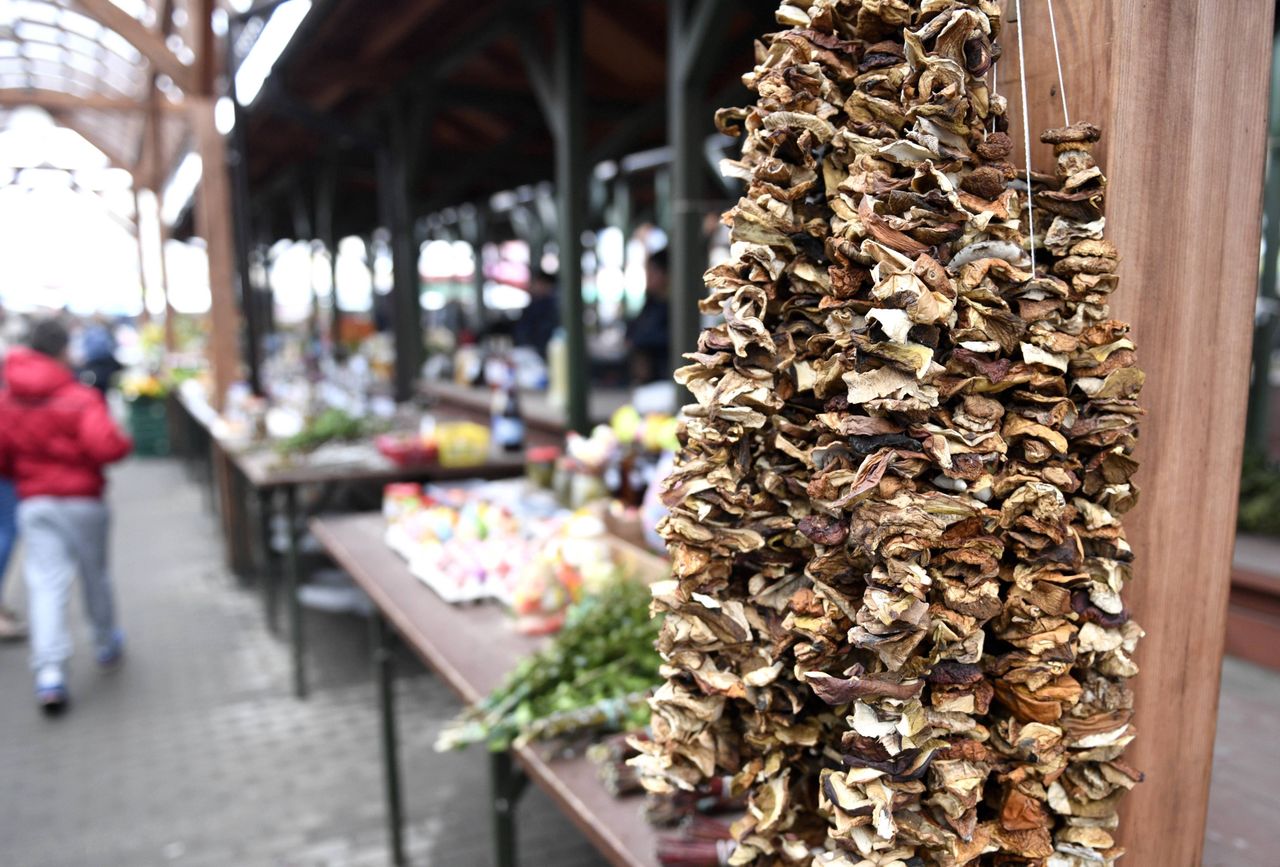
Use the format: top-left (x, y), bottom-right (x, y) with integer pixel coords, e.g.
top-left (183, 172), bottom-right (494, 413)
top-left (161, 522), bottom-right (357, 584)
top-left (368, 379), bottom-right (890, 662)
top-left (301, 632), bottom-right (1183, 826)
top-left (636, 1), bottom-right (1143, 865)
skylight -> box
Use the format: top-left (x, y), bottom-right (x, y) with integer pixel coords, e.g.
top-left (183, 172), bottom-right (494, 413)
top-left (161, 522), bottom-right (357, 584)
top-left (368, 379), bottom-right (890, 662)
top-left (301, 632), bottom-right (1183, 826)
top-left (234, 0), bottom-right (312, 106)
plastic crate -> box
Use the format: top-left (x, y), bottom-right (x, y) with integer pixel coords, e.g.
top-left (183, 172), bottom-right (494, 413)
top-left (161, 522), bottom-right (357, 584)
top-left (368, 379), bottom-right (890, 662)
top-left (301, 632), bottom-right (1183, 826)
top-left (127, 397), bottom-right (171, 457)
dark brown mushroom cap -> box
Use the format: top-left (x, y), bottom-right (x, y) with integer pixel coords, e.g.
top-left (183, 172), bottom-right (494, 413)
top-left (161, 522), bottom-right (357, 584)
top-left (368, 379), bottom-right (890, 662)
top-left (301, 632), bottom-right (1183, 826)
top-left (977, 131), bottom-right (1014, 160)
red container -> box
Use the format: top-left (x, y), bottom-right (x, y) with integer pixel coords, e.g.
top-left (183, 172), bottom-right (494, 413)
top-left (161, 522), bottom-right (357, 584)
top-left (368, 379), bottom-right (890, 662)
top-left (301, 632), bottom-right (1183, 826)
top-left (376, 433), bottom-right (439, 467)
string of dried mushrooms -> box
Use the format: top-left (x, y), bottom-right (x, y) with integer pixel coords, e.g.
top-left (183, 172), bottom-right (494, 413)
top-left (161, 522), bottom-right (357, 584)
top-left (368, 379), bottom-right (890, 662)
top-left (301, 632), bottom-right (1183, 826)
top-left (635, 2), bottom-right (1144, 865)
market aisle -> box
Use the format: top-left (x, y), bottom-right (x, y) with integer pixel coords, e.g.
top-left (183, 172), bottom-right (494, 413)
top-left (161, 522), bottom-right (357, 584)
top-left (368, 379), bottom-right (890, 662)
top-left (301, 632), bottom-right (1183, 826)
top-left (0, 459), bottom-right (607, 867)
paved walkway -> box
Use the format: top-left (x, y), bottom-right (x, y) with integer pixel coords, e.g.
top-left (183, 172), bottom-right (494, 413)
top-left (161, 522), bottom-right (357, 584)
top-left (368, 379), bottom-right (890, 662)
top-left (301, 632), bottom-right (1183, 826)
top-left (0, 458), bottom-right (1274, 866)
top-left (0, 459), bottom-right (606, 867)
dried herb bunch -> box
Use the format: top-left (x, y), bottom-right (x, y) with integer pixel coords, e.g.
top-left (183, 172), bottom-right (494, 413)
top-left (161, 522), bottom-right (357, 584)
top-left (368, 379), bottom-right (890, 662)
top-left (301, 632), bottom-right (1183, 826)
top-left (634, 1), bottom-right (1144, 865)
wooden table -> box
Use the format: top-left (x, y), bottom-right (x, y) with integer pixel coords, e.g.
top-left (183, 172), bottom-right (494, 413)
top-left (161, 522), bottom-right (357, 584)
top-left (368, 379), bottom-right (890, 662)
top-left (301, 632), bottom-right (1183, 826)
top-left (424, 380), bottom-right (632, 436)
top-left (230, 445), bottom-right (530, 699)
top-left (310, 513), bottom-right (659, 867)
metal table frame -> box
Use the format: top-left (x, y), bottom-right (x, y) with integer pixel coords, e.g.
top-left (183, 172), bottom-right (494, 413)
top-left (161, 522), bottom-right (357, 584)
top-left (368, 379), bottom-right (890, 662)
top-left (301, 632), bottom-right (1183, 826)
top-left (311, 513), bottom-right (657, 867)
top-left (231, 448), bottom-right (528, 699)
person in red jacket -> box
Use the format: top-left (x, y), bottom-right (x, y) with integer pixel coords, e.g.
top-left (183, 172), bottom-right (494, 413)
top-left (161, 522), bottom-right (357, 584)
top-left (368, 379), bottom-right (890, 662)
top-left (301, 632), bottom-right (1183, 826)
top-left (0, 318), bottom-right (132, 713)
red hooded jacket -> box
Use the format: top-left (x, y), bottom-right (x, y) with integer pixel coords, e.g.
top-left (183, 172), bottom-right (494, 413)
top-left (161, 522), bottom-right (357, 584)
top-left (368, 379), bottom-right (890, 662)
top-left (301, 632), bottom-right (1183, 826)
top-left (0, 347), bottom-right (133, 499)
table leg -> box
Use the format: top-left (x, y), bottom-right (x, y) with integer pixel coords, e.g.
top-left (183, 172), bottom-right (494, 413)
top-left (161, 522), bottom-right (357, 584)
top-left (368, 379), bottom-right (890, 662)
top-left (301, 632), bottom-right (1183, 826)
top-left (199, 432), bottom-right (215, 513)
top-left (231, 463), bottom-right (255, 587)
top-left (490, 750), bottom-right (528, 867)
top-left (257, 488), bottom-right (279, 634)
top-left (372, 614), bottom-right (406, 867)
top-left (285, 484), bottom-right (307, 699)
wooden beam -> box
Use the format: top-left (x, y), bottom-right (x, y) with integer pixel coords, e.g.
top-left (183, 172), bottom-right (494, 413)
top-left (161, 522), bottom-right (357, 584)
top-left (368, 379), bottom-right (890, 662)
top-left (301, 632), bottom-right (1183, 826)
top-left (157, 198), bottom-right (176, 353)
top-left (192, 0), bottom-right (218, 96)
top-left (72, 0), bottom-right (195, 94)
top-left (133, 186), bottom-right (151, 322)
top-left (190, 95), bottom-right (243, 410)
top-left (49, 111), bottom-right (134, 172)
top-left (359, 0), bottom-right (445, 60)
top-left (0, 89), bottom-right (145, 112)
top-left (1013, 1), bottom-right (1273, 862)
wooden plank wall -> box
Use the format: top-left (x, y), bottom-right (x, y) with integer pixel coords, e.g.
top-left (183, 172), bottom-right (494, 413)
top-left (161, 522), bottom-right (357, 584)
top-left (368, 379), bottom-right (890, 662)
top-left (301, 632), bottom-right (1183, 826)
top-left (1005, 1), bottom-right (1273, 862)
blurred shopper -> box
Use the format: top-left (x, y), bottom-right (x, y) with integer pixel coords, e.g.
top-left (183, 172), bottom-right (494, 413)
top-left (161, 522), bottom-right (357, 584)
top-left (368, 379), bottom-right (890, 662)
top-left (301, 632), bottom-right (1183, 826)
top-left (0, 318), bottom-right (132, 714)
top-left (0, 306), bottom-right (25, 639)
top-left (626, 248), bottom-right (672, 385)
top-left (0, 474), bottom-right (20, 640)
top-left (78, 315), bottom-right (123, 397)
top-left (513, 269), bottom-right (560, 357)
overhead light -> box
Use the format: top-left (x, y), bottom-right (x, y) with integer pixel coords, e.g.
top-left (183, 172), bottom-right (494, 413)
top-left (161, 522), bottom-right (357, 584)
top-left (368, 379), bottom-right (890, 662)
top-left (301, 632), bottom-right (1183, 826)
top-left (234, 0), bottom-right (312, 106)
top-left (161, 152), bottom-right (202, 227)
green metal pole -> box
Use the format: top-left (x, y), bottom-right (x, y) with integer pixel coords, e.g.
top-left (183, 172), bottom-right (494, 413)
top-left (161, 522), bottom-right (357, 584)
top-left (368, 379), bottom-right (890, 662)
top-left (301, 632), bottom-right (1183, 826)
top-left (667, 0), bottom-right (707, 405)
top-left (379, 104), bottom-right (425, 403)
top-left (284, 484), bottom-right (307, 699)
top-left (371, 614), bottom-right (406, 866)
top-left (316, 152), bottom-right (342, 353)
top-left (1246, 31), bottom-right (1280, 457)
top-left (555, 0), bottom-right (589, 433)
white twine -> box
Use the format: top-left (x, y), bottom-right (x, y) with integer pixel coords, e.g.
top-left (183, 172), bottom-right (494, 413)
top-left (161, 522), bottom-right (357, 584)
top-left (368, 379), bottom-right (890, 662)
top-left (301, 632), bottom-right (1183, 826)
top-left (988, 58), bottom-right (998, 135)
top-left (1046, 0), bottom-right (1070, 125)
top-left (1014, 0), bottom-right (1037, 275)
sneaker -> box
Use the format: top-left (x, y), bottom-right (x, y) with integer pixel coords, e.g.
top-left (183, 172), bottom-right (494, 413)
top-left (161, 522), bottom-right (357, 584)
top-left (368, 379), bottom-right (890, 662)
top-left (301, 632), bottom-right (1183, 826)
top-left (96, 628), bottom-right (125, 669)
top-left (35, 666), bottom-right (68, 716)
top-left (0, 607), bottom-right (27, 641)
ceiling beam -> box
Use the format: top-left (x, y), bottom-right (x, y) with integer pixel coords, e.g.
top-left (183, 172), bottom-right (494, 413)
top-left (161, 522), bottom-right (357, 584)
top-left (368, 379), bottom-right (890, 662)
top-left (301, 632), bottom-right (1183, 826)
top-left (72, 0), bottom-right (196, 93)
top-left (192, 0), bottom-right (218, 95)
top-left (0, 89), bottom-right (147, 112)
top-left (49, 110), bottom-right (135, 173)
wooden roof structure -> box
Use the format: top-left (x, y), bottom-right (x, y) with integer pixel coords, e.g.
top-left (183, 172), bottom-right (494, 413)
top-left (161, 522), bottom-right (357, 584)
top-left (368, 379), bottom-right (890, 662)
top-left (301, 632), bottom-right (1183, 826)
top-left (1, 1), bottom-right (205, 183)
top-left (0, 0), bottom-right (241, 407)
top-left (236, 0), bottom-right (774, 242)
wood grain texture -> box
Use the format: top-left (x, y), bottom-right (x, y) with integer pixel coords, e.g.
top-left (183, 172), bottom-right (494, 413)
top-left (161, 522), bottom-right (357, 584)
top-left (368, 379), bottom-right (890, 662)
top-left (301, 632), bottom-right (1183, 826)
top-left (1107, 1), bottom-right (1272, 862)
top-left (190, 97), bottom-right (242, 412)
top-left (996, 0), bottom-right (1115, 174)
top-left (1013, 0), bottom-right (1274, 862)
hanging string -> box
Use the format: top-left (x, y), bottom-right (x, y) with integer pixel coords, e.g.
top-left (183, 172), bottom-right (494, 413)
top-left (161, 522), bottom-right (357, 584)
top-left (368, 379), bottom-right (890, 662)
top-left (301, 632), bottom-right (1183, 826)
top-left (1014, 0), bottom-right (1037, 275)
top-left (987, 58), bottom-right (998, 136)
top-left (1046, 0), bottom-right (1070, 125)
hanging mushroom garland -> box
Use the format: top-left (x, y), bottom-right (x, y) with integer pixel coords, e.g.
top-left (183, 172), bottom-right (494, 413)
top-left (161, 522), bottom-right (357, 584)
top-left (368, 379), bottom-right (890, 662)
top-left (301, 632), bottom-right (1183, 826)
top-left (636, 2), bottom-right (1144, 865)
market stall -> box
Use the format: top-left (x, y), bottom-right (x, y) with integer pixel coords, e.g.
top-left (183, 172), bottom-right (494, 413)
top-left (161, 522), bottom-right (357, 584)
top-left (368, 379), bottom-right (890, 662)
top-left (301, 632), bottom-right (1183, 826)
top-left (311, 512), bottom-right (662, 867)
top-left (2, 0), bottom-right (1270, 864)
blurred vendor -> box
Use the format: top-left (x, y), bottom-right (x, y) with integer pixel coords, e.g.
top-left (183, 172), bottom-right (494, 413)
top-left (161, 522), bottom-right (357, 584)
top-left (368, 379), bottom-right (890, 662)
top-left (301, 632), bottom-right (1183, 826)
top-left (512, 269), bottom-right (560, 358)
top-left (626, 248), bottom-right (671, 385)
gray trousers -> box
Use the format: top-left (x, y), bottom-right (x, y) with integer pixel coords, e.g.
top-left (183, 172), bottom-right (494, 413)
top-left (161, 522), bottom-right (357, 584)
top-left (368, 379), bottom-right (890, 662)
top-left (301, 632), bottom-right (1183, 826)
top-left (17, 497), bottom-right (117, 672)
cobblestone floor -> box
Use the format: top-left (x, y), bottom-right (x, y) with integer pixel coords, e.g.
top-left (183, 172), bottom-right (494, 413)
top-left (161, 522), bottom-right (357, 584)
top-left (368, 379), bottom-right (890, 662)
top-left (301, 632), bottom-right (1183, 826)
top-left (0, 458), bottom-right (1275, 866)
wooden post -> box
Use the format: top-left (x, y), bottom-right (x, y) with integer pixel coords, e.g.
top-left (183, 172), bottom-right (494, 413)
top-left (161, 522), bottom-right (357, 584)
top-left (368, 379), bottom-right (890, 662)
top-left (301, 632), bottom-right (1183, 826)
top-left (158, 214), bottom-right (176, 355)
top-left (144, 74), bottom-right (177, 355)
top-left (190, 96), bottom-right (243, 411)
top-left (1011, 2), bottom-right (1274, 862)
top-left (133, 186), bottom-right (151, 323)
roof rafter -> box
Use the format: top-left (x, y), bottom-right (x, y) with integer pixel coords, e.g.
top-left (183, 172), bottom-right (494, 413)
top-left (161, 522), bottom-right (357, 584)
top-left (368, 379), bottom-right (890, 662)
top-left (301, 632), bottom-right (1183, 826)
top-left (49, 110), bottom-right (136, 172)
top-left (0, 88), bottom-right (148, 112)
top-left (71, 0), bottom-right (196, 93)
